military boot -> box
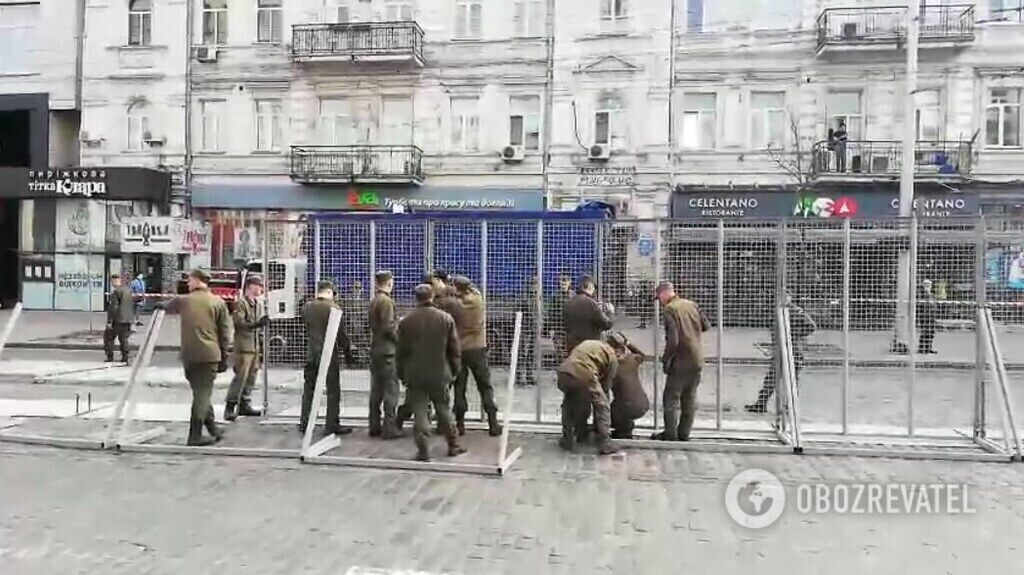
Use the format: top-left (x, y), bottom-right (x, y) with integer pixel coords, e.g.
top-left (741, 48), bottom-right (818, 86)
top-left (597, 439), bottom-right (621, 456)
top-left (448, 443), bottom-right (467, 457)
top-left (486, 411), bottom-right (503, 437)
top-left (237, 401), bottom-right (262, 417)
top-left (204, 411), bottom-right (224, 443)
top-left (455, 412), bottom-right (466, 436)
top-left (187, 419), bottom-right (214, 447)
top-left (224, 402), bottom-right (238, 422)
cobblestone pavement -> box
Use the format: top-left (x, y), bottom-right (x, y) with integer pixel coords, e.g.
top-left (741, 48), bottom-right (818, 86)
top-left (1, 434), bottom-right (1022, 574)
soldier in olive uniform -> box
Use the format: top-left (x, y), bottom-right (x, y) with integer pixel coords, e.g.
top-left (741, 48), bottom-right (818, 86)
top-left (556, 332), bottom-right (627, 455)
top-left (653, 281), bottom-right (710, 442)
top-left (397, 284), bottom-right (466, 462)
top-left (452, 276), bottom-right (502, 436)
top-left (157, 269), bottom-right (233, 446)
top-left (609, 335), bottom-right (651, 439)
top-left (104, 273), bottom-right (136, 363)
top-left (225, 275), bottom-right (269, 421)
top-left (562, 276), bottom-right (615, 355)
top-left (301, 280), bottom-right (355, 436)
top-left (427, 270), bottom-right (461, 321)
top-left (368, 270), bottom-right (402, 439)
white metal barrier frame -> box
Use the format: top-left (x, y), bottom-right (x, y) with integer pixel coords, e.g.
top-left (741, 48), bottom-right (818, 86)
top-left (302, 310), bottom-right (525, 476)
top-left (0, 307), bottom-right (167, 450)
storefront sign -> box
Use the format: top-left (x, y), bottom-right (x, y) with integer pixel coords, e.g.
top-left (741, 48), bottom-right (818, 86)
top-left (28, 169), bottom-right (107, 197)
top-left (121, 217), bottom-right (178, 253)
top-left (180, 221), bottom-right (211, 256)
top-left (578, 166), bottom-right (637, 187)
top-left (347, 189), bottom-right (519, 211)
top-left (54, 254), bottom-right (105, 311)
top-left (673, 191), bottom-right (978, 219)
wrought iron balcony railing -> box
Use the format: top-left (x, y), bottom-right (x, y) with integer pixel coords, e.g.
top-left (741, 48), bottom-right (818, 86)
top-left (810, 140), bottom-right (972, 178)
top-left (290, 145), bottom-right (424, 184)
top-left (817, 5), bottom-right (974, 51)
top-left (291, 21), bottom-right (425, 64)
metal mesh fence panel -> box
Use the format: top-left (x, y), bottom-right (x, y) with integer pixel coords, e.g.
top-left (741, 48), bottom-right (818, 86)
top-left (983, 216), bottom-right (1024, 443)
top-left (263, 220), bottom-right (312, 367)
top-left (484, 220), bottom-right (539, 419)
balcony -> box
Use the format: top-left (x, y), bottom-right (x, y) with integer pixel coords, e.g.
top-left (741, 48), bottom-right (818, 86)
top-left (291, 22), bottom-right (425, 65)
top-left (816, 5), bottom-right (974, 54)
top-left (810, 140), bottom-right (972, 179)
top-left (290, 145), bottom-right (424, 185)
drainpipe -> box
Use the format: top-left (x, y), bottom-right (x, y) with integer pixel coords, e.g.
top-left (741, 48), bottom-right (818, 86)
top-left (74, 0), bottom-right (86, 110)
top-left (183, 0), bottom-right (195, 215)
top-left (666, 0), bottom-right (678, 214)
top-left (541, 0), bottom-right (556, 210)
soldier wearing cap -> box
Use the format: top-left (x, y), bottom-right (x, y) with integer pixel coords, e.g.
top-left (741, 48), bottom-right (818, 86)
top-left (368, 270), bottom-right (402, 439)
top-left (452, 275), bottom-right (502, 436)
top-left (300, 279), bottom-right (355, 436)
top-left (609, 333), bottom-right (651, 440)
top-left (653, 281), bottom-right (710, 442)
top-left (225, 274), bottom-right (269, 421)
top-left (555, 332), bottom-right (627, 455)
top-left (156, 269), bottom-right (233, 446)
top-left (425, 269), bottom-right (461, 322)
top-left (397, 284), bottom-right (466, 462)
top-left (104, 273), bottom-right (135, 364)
top-left (562, 275), bottom-right (615, 356)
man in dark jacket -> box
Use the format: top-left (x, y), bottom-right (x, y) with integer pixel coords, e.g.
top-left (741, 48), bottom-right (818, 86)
top-left (397, 284), bottom-right (466, 462)
top-left (225, 275), bottom-right (268, 421)
top-left (609, 335), bottom-right (651, 439)
top-left (452, 275), bottom-right (502, 436)
top-left (426, 270), bottom-right (461, 322)
top-left (301, 280), bottom-right (354, 437)
top-left (104, 273), bottom-right (136, 363)
top-left (746, 291), bottom-right (817, 413)
top-left (368, 270), bottom-right (402, 439)
top-left (157, 269), bottom-right (233, 446)
top-left (556, 333), bottom-right (626, 455)
top-left (653, 281), bottom-right (710, 442)
top-left (562, 276), bottom-right (615, 355)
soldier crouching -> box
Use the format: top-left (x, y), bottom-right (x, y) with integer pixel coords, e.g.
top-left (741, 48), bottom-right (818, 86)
top-left (609, 335), bottom-right (651, 440)
top-left (556, 333), bottom-right (629, 455)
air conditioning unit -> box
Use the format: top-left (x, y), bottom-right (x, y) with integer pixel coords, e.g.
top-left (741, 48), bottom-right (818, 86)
top-left (501, 145), bottom-right (525, 162)
top-left (194, 46), bottom-right (219, 62)
top-left (142, 131), bottom-right (165, 147)
top-left (588, 143), bottom-right (611, 161)
top-left (79, 130), bottom-right (104, 148)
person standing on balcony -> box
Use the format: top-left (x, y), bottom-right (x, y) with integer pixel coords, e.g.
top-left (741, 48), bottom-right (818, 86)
top-left (833, 120), bottom-right (849, 173)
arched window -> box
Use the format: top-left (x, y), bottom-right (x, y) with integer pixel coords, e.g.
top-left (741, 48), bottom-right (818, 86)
top-left (127, 101), bottom-right (150, 151)
top-left (128, 0), bottom-right (152, 46)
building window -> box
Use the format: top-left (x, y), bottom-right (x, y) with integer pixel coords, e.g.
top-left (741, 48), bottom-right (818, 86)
top-left (681, 93), bottom-right (716, 149)
top-left (385, 1), bottom-right (414, 21)
top-left (686, 0), bottom-right (703, 32)
top-left (600, 0), bottom-right (629, 21)
top-left (451, 97), bottom-right (480, 152)
top-left (987, 89), bottom-right (1021, 147)
top-left (595, 92), bottom-right (626, 148)
top-left (202, 0), bottom-right (228, 45)
top-left (128, 0), bottom-right (152, 46)
top-left (0, 3), bottom-right (38, 74)
top-left (509, 95), bottom-right (541, 150)
top-left (257, 0), bottom-right (282, 43)
top-left (992, 1), bottom-right (1024, 22)
top-left (255, 100), bottom-right (282, 151)
top-left (915, 90), bottom-right (942, 142)
top-left (750, 92), bottom-right (786, 149)
top-left (828, 91), bottom-right (863, 140)
top-left (514, 0), bottom-right (544, 36)
top-left (200, 100), bottom-right (225, 152)
top-left (126, 103), bottom-right (150, 151)
top-left (455, 1), bottom-right (483, 39)
top-left (320, 99), bottom-right (374, 145)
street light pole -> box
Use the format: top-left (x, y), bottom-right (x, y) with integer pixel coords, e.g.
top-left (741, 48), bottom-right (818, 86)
top-left (892, 0), bottom-right (919, 352)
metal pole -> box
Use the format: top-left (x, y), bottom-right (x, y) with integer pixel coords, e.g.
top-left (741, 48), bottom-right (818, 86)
top-left (0, 302), bottom-right (23, 361)
top-left (652, 219), bottom-right (662, 431)
top-left (314, 220), bottom-right (323, 282)
top-left (893, 0), bottom-right (920, 350)
top-left (974, 216), bottom-right (987, 438)
top-left (534, 220), bottom-right (543, 422)
top-left (480, 221), bottom-right (488, 294)
top-left (425, 220), bottom-right (434, 275)
top-left (262, 218), bottom-right (271, 420)
top-left (907, 217), bottom-right (918, 436)
top-left (541, 0), bottom-right (555, 209)
top-left (302, 308), bottom-right (342, 454)
top-left (498, 312), bottom-right (523, 464)
top-left (842, 218), bottom-right (851, 435)
top-left (368, 221), bottom-right (377, 293)
top-left (716, 219), bottom-right (724, 431)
